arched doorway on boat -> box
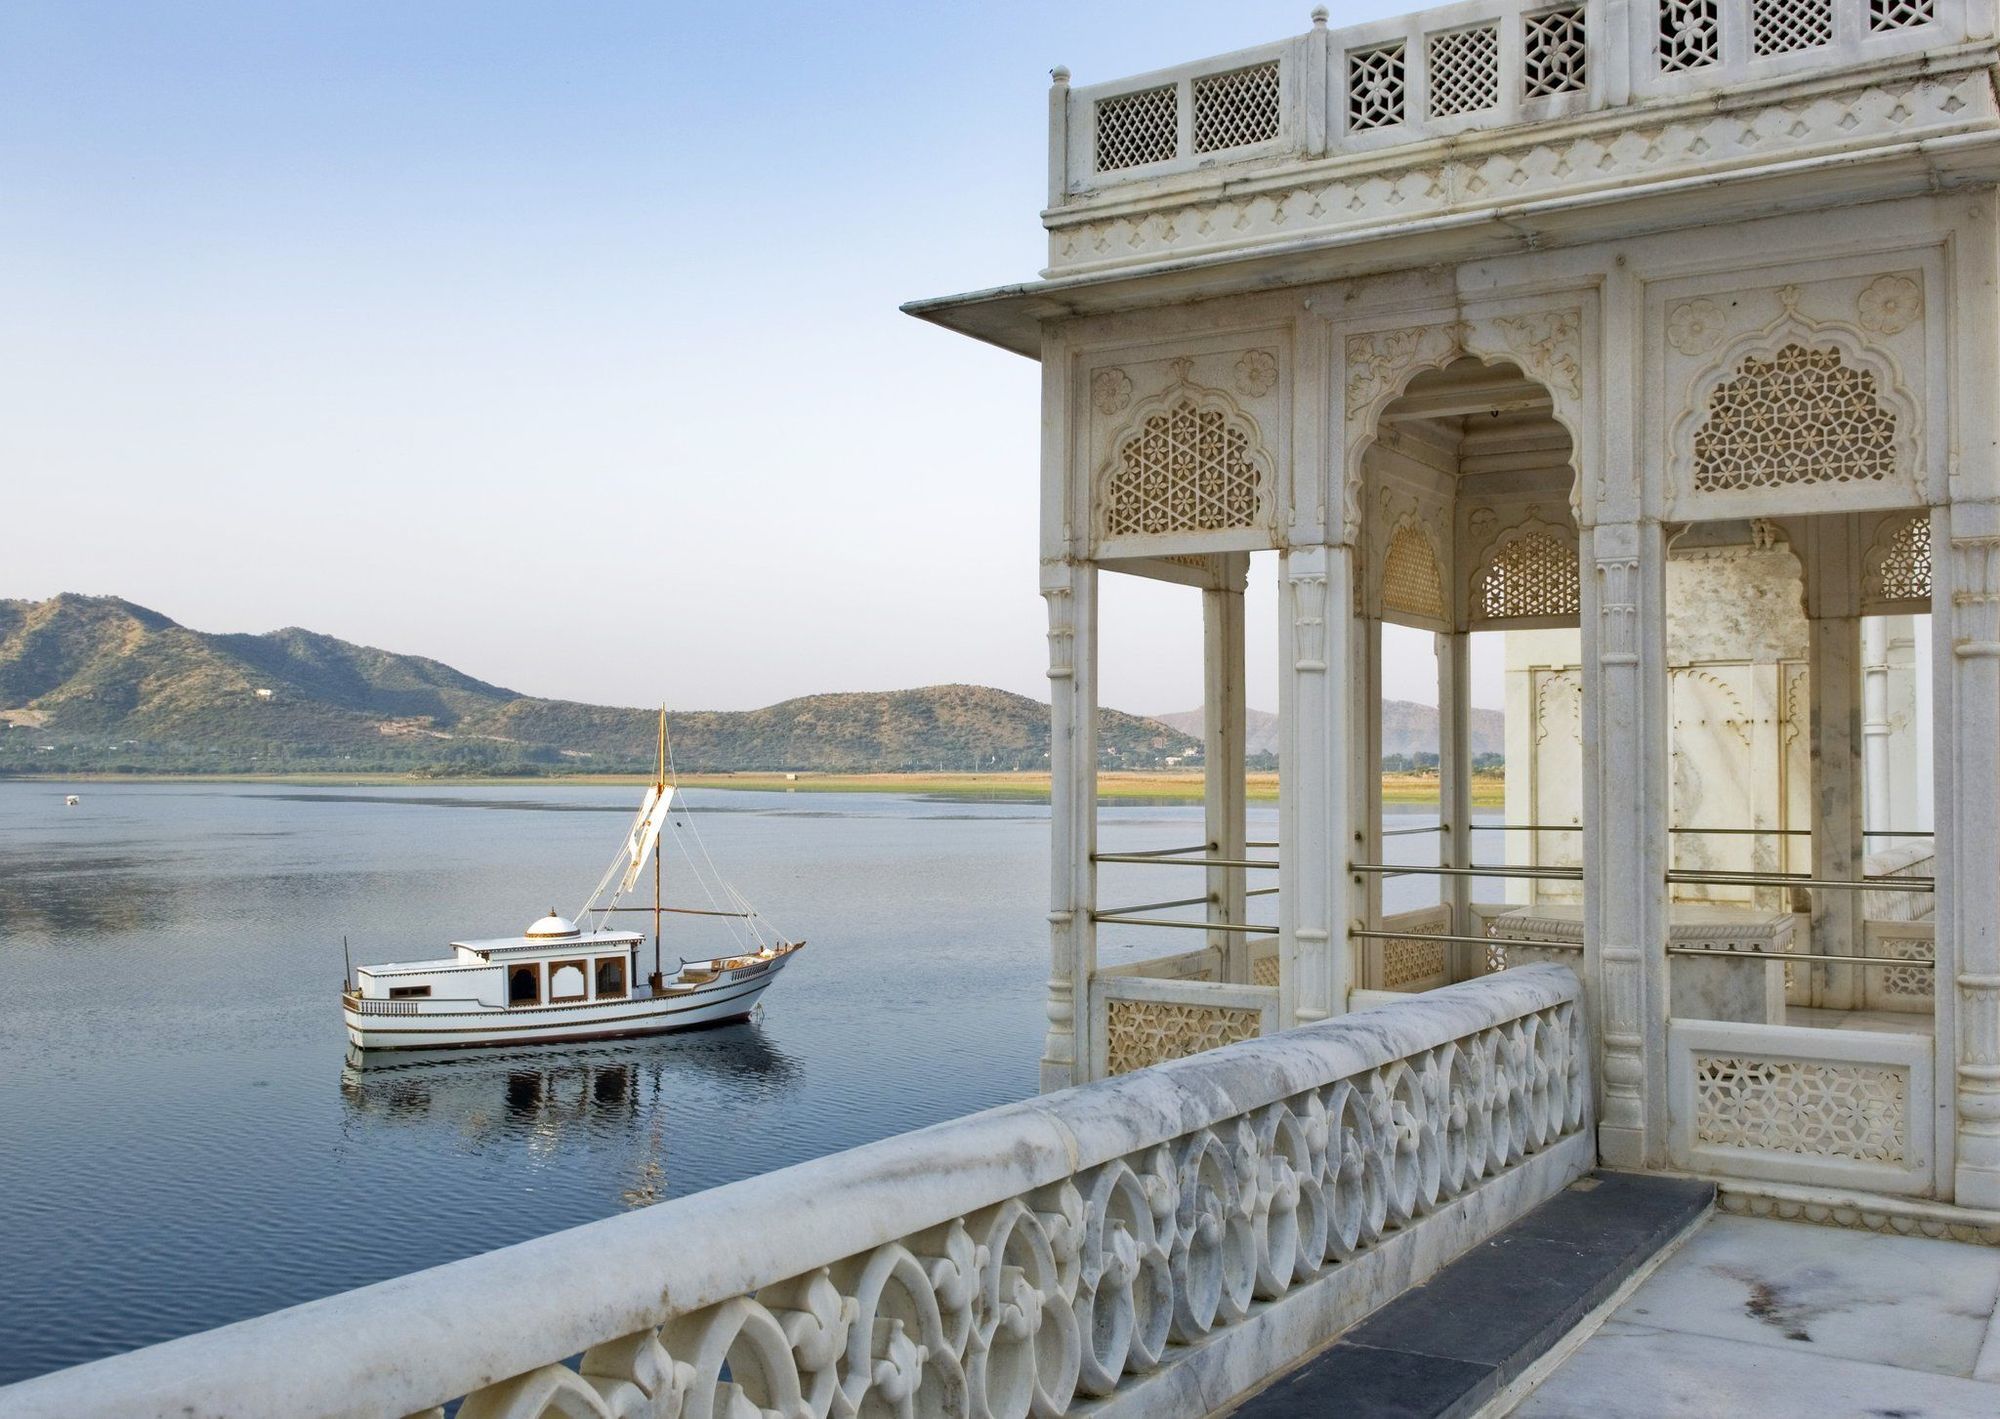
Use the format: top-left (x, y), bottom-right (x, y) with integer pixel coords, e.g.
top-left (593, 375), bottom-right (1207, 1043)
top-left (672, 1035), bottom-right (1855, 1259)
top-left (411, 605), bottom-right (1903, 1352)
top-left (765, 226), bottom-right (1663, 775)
top-left (508, 963), bottom-right (541, 1006)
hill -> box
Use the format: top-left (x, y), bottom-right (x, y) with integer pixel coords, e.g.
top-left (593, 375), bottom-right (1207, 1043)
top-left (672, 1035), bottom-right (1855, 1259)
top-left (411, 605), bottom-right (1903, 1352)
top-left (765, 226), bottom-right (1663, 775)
top-left (1155, 701), bottom-right (1504, 759)
top-left (0, 595), bottom-right (1197, 776)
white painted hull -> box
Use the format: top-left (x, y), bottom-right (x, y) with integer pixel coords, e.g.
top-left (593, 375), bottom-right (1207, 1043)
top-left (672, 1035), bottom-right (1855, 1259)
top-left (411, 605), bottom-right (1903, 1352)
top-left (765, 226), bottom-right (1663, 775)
top-left (343, 950), bottom-right (799, 1051)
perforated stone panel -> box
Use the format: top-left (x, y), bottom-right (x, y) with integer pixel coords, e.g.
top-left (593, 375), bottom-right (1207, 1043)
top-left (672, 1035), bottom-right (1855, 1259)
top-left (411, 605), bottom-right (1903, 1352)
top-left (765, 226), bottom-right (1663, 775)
top-left (1693, 345), bottom-right (1898, 494)
top-left (1523, 6), bottom-right (1589, 98)
top-left (1251, 955), bottom-right (1280, 987)
top-left (1095, 86), bottom-right (1177, 172)
top-left (1105, 998), bottom-right (1262, 1075)
top-left (1479, 533), bottom-right (1580, 621)
top-left (1752, 0), bottom-right (1835, 55)
top-left (1878, 935), bottom-right (1934, 1002)
top-left (1694, 1054), bottom-right (1908, 1163)
top-left (1659, 0), bottom-right (1721, 71)
top-left (1427, 25), bottom-right (1500, 118)
top-left (1382, 523), bottom-right (1448, 622)
top-left (1104, 398), bottom-right (1264, 538)
top-left (1869, 0), bottom-right (1935, 29)
top-left (1348, 43), bottom-right (1407, 131)
top-left (1385, 934), bottom-right (1450, 990)
top-left (1194, 62), bottom-right (1280, 153)
top-left (1869, 514), bottom-right (1932, 603)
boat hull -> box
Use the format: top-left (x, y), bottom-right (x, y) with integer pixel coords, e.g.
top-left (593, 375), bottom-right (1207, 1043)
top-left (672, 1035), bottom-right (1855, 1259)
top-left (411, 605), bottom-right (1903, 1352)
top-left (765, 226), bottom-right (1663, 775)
top-left (343, 955), bottom-right (794, 1051)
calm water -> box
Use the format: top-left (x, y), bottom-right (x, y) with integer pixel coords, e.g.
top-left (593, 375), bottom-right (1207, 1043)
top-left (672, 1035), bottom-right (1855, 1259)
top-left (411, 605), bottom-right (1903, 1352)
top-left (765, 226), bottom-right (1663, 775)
top-left (0, 781), bottom-right (1466, 1385)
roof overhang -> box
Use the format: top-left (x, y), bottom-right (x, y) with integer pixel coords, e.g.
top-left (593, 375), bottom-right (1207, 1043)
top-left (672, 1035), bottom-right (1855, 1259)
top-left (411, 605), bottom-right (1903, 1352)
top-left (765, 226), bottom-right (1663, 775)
top-left (904, 127), bottom-right (2000, 360)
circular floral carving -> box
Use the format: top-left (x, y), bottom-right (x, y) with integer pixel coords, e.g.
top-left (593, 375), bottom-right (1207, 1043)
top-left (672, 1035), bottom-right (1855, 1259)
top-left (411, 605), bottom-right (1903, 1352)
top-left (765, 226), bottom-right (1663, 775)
top-left (1857, 274), bottom-right (1922, 336)
top-left (1091, 368), bottom-right (1133, 417)
top-left (1233, 349), bottom-right (1278, 398)
top-left (1667, 299), bottom-right (1726, 356)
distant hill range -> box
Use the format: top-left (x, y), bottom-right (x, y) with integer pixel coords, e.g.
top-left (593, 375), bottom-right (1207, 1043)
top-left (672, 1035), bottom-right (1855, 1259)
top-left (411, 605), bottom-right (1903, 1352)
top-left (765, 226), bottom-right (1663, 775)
top-left (0, 594), bottom-right (1200, 776)
top-left (1155, 702), bottom-right (1504, 759)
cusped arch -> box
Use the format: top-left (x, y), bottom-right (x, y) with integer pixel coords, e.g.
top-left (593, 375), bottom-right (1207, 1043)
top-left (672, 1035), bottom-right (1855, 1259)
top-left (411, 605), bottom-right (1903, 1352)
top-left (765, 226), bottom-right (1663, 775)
top-left (1380, 518), bottom-right (1449, 626)
top-left (1861, 509), bottom-right (1933, 612)
top-left (1671, 322), bottom-right (1921, 508)
top-left (1465, 513), bottom-right (1580, 628)
top-left (1098, 376), bottom-right (1273, 543)
top-left (1341, 314), bottom-right (1587, 536)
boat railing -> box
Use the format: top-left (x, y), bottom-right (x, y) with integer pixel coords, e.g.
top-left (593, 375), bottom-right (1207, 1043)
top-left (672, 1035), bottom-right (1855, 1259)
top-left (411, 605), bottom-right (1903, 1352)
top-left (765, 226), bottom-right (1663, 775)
top-left (5, 964), bottom-right (1588, 1419)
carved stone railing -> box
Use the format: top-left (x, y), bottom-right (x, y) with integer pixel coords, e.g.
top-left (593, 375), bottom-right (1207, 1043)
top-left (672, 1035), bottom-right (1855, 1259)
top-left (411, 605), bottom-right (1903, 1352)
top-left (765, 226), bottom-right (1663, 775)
top-left (0, 966), bottom-right (1589, 1419)
top-left (1047, 0), bottom-right (1994, 275)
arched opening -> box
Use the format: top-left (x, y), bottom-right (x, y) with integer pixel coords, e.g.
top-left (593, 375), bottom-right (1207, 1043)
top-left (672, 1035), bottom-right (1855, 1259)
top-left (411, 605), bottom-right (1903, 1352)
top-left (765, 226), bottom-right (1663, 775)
top-left (508, 964), bottom-right (541, 1007)
top-left (1353, 357), bottom-right (1581, 996)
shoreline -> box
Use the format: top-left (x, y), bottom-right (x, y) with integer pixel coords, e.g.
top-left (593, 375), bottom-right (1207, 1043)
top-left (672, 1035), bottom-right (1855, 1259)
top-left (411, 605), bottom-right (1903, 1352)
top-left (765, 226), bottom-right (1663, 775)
top-left (3, 768), bottom-right (1504, 806)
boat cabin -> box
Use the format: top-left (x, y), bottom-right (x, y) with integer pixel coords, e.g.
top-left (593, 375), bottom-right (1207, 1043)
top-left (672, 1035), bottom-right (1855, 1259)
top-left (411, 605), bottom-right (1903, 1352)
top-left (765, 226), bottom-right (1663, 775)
top-left (352, 913), bottom-right (643, 1010)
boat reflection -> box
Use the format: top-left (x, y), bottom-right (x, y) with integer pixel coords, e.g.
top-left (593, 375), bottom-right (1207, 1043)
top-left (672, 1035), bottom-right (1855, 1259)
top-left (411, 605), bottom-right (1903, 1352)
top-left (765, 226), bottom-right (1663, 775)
top-left (338, 1022), bottom-right (804, 1141)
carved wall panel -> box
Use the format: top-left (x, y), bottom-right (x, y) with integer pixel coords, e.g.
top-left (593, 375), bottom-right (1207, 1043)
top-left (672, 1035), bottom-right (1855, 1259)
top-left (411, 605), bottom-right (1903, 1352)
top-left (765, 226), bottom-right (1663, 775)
top-left (1658, 274), bottom-right (1929, 517)
top-left (1461, 505), bottom-right (1582, 629)
top-left (1693, 1054), bottom-right (1907, 1164)
top-left (1861, 509), bottom-right (1934, 613)
top-left (1105, 998), bottom-right (1262, 1075)
top-left (1084, 344), bottom-right (1288, 556)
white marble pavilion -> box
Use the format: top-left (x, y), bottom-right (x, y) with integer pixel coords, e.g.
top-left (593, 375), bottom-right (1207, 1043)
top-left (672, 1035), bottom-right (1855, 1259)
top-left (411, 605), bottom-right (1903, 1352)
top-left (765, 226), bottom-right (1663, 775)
top-left (11, 3), bottom-right (2000, 1415)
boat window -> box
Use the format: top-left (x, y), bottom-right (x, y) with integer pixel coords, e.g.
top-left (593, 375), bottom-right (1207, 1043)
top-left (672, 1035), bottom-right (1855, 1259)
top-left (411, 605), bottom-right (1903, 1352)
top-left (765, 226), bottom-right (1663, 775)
top-left (387, 985), bottom-right (431, 1000)
top-left (508, 964), bottom-right (541, 1006)
top-left (549, 960), bottom-right (588, 1003)
top-left (595, 956), bottom-right (628, 998)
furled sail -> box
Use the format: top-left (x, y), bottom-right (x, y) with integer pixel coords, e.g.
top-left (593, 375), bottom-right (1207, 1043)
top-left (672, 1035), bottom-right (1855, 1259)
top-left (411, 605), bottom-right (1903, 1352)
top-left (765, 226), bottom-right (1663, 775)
top-left (618, 784), bottom-right (673, 895)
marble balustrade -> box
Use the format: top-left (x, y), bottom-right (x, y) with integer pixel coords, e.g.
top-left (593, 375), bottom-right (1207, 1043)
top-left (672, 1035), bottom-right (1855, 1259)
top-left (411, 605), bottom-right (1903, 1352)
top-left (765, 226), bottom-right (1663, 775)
top-left (0, 965), bottom-right (1588, 1419)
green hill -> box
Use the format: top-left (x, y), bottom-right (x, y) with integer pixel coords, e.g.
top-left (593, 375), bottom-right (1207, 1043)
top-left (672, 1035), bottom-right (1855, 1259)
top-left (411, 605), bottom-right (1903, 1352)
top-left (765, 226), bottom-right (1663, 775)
top-left (0, 594), bottom-right (1198, 776)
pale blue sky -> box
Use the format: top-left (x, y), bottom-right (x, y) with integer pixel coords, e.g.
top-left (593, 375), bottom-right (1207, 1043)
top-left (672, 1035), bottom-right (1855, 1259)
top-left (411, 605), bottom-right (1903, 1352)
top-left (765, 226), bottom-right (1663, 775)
top-left (1, 1), bottom-right (1471, 715)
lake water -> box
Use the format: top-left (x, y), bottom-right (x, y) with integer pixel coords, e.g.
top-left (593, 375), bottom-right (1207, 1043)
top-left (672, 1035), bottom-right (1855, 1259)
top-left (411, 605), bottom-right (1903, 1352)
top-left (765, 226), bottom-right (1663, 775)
top-left (0, 780), bottom-right (1468, 1385)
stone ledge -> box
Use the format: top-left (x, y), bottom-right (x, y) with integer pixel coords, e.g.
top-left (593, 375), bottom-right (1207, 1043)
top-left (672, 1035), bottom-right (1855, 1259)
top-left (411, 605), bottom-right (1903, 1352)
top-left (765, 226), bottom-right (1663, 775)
top-left (1216, 1170), bottom-right (1714, 1418)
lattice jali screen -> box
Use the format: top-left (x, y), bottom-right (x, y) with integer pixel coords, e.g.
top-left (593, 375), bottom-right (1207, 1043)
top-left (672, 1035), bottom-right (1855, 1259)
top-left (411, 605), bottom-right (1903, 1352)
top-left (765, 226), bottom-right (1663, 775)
top-left (1877, 934), bottom-right (1935, 1004)
top-left (1752, 0), bottom-right (1834, 54)
top-left (1251, 955), bottom-right (1280, 987)
top-left (1105, 998), bottom-right (1262, 1075)
top-left (1477, 531), bottom-right (1580, 621)
top-left (1427, 25), bottom-right (1500, 118)
top-left (1694, 1054), bottom-right (1908, 1164)
top-left (1869, 0), bottom-right (1935, 29)
top-left (1347, 43), bottom-right (1407, 131)
top-left (1865, 513), bottom-right (1932, 604)
top-left (1692, 345), bottom-right (1898, 494)
top-left (1659, 0), bottom-right (1721, 71)
top-left (1103, 398), bottom-right (1265, 538)
top-left (1384, 934), bottom-right (1450, 990)
top-left (1194, 62), bottom-right (1280, 153)
top-left (1523, 6), bottom-right (1589, 97)
top-left (1382, 522), bottom-right (1448, 622)
top-left (1095, 85), bottom-right (1178, 172)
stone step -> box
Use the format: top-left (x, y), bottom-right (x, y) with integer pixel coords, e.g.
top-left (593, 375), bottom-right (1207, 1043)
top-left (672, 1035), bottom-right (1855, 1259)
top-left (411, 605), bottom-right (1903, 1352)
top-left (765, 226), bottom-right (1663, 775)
top-left (1217, 1171), bottom-right (1716, 1419)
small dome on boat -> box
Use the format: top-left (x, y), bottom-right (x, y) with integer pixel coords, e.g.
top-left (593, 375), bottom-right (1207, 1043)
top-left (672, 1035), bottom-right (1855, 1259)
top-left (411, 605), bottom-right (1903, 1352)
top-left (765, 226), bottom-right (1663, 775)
top-left (524, 910), bottom-right (581, 939)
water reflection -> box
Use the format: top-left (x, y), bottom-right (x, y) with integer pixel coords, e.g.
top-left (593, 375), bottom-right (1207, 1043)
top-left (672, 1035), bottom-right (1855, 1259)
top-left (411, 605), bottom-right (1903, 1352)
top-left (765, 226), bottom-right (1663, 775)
top-left (340, 1027), bottom-right (802, 1143)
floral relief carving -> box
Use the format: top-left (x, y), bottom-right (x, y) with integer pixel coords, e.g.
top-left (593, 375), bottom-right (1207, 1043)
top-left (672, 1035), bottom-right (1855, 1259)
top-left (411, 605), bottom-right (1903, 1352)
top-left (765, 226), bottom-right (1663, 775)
top-left (1233, 348), bottom-right (1279, 398)
top-left (1092, 367), bottom-right (1134, 417)
top-left (1667, 299), bottom-right (1728, 356)
top-left (1857, 274), bottom-right (1923, 336)
top-left (1492, 310), bottom-right (1582, 400)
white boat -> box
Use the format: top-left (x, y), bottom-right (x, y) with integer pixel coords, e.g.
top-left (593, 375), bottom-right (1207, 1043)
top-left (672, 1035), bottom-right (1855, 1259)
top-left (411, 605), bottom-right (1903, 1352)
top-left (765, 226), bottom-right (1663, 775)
top-left (342, 714), bottom-right (803, 1052)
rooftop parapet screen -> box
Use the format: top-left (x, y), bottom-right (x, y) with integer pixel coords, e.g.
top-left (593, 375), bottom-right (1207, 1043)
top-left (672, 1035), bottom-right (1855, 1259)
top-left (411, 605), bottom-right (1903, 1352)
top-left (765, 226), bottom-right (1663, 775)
top-left (1052, 0), bottom-right (1983, 201)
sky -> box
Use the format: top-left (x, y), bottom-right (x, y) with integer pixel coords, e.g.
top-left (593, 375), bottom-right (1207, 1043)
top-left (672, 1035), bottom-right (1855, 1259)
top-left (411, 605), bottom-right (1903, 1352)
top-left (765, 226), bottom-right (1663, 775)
top-left (0, 0), bottom-right (1494, 715)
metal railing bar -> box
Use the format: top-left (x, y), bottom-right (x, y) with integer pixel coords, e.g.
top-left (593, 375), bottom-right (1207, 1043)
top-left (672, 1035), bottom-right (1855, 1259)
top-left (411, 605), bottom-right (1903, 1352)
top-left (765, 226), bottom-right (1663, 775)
top-left (1863, 829), bottom-right (1936, 838)
top-left (1246, 840), bottom-right (1279, 848)
top-left (1668, 827), bottom-right (1810, 837)
top-left (1381, 824), bottom-right (1448, 837)
top-left (1099, 894), bottom-right (1213, 916)
top-left (1350, 929), bottom-right (1580, 951)
top-left (1090, 915), bottom-right (1279, 935)
top-left (1099, 843), bottom-right (1215, 859)
top-left (1349, 863), bottom-right (1586, 880)
top-left (1466, 823), bottom-right (1583, 832)
top-left (1665, 946), bottom-right (1934, 968)
top-left (1093, 854), bottom-right (1281, 869)
top-left (1666, 870), bottom-right (1933, 891)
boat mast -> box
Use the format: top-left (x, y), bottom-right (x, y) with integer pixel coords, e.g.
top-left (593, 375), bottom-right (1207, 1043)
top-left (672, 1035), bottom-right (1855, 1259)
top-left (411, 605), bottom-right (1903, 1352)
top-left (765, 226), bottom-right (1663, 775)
top-left (652, 707), bottom-right (666, 991)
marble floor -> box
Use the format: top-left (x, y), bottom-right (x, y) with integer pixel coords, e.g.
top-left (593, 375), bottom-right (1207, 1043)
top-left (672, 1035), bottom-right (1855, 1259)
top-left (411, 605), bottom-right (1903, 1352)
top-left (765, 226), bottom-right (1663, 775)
top-left (1507, 1214), bottom-right (2000, 1417)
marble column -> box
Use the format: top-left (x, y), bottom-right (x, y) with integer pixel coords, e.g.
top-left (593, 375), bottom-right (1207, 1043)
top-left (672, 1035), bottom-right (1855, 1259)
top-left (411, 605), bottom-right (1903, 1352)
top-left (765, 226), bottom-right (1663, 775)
top-left (1946, 511), bottom-right (2000, 1207)
top-left (1279, 545), bottom-right (1353, 1024)
top-left (1204, 560), bottom-right (1249, 981)
top-left (1806, 518), bottom-right (1864, 1012)
top-left (1582, 520), bottom-right (1669, 1168)
top-left (1438, 630), bottom-right (1475, 962)
top-left (1041, 559), bottom-right (1097, 1092)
